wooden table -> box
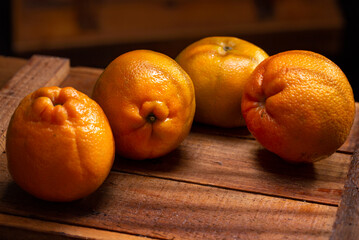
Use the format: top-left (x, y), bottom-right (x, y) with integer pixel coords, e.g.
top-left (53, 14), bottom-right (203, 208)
top-left (0, 55), bottom-right (358, 239)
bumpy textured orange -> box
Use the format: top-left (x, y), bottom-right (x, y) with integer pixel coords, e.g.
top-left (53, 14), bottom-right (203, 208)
top-left (6, 86), bottom-right (115, 201)
top-left (241, 50), bottom-right (355, 163)
top-left (92, 50), bottom-right (195, 160)
top-left (176, 36), bottom-right (268, 127)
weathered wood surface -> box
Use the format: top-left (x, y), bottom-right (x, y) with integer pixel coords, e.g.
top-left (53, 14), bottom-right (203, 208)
top-left (0, 213), bottom-right (151, 240)
top-left (330, 150), bottom-right (359, 240)
top-left (0, 55), bottom-right (69, 154)
top-left (0, 56), bottom-right (357, 239)
top-left (0, 158), bottom-right (337, 240)
top-left (0, 56), bottom-right (27, 89)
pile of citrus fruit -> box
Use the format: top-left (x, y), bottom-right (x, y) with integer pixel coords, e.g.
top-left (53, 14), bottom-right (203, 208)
top-left (6, 36), bottom-right (355, 201)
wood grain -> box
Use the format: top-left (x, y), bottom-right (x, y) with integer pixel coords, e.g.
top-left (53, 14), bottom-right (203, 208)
top-left (0, 213), bottom-right (153, 240)
top-left (0, 56), bottom-right (27, 89)
top-left (0, 55), bottom-right (70, 152)
top-left (60, 66), bottom-right (103, 96)
top-left (0, 55), bottom-right (69, 97)
top-left (330, 150), bottom-right (359, 239)
top-left (115, 130), bottom-right (351, 206)
top-left (340, 103), bottom-right (359, 153)
top-left (0, 155), bottom-right (337, 240)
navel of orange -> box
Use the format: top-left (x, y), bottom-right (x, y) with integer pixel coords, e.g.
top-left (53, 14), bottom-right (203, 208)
top-left (92, 49), bottom-right (196, 160)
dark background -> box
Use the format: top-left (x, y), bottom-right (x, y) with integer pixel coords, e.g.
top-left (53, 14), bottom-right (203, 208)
top-left (1, 0), bottom-right (358, 99)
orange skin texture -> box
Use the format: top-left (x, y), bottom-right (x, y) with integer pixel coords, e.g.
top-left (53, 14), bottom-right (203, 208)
top-left (176, 36), bottom-right (268, 127)
top-left (241, 50), bottom-right (355, 163)
top-left (6, 87), bottom-right (115, 202)
top-left (92, 50), bottom-right (195, 160)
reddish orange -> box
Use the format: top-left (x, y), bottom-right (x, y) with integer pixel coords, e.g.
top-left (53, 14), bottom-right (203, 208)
top-left (241, 50), bottom-right (355, 162)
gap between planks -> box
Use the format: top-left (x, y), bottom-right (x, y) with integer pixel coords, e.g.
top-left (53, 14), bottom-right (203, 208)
top-left (114, 168), bottom-right (341, 207)
top-left (0, 169), bottom-right (337, 240)
top-left (113, 130), bottom-right (352, 206)
top-left (0, 212), bottom-right (160, 240)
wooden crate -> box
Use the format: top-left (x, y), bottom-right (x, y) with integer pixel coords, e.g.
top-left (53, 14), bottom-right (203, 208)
top-left (0, 55), bottom-right (358, 239)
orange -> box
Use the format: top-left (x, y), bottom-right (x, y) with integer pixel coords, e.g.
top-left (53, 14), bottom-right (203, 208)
top-left (92, 50), bottom-right (195, 160)
top-left (241, 50), bottom-right (355, 163)
top-left (6, 86), bottom-right (115, 201)
top-left (176, 36), bottom-right (268, 127)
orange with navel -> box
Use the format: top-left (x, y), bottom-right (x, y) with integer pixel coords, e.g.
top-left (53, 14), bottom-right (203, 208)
top-left (176, 36), bottom-right (268, 127)
top-left (6, 86), bottom-right (115, 201)
top-left (92, 50), bottom-right (195, 160)
top-left (241, 50), bottom-right (355, 163)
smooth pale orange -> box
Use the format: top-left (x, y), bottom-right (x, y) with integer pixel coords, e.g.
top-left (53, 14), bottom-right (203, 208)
top-left (92, 50), bottom-right (195, 160)
top-left (176, 36), bottom-right (268, 127)
top-left (241, 50), bottom-right (355, 163)
top-left (6, 86), bottom-right (115, 202)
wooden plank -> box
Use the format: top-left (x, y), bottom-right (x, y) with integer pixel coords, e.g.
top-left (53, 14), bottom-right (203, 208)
top-left (115, 131), bottom-right (351, 206)
top-left (0, 55), bottom-right (70, 97)
top-left (330, 150), bottom-right (359, 239)
top-left (0, 213), bottom-right (155, 240)
top-left (0, 56), bottom-right (27, 89)
top-left (60, 66), bottom-right (103, 96)
top-left (340, 103), bottom-right (359, 153)
top-left (0, 55), bottom-right (69, 151)
top-left (0, 154), bottom-right (337, 240)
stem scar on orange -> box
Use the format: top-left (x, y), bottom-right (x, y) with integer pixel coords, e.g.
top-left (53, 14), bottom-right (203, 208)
top-left (6, 86), bottom-right (115, 202)
top-left (241, 50), bottom-right (355, 163)
top-left (92, 50), bottom-right (196, 160)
